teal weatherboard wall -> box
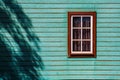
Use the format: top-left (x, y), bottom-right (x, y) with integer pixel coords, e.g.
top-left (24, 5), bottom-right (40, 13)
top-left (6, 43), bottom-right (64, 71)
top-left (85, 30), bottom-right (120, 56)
top-left (18, 0), bottom-right (120, 79)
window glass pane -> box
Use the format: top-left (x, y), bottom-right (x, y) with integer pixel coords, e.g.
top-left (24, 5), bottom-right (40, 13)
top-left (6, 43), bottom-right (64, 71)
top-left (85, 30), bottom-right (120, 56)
top-left (73, 41), bottom-right (81, 51)
top-left (73, 17), bottom-right (81, 27)
top-left (73, 29), bottom-right (81, 39)
top-left (83, 17), bottom-right (91, 27)
top-left (82, 29), bottom-right (91, 39)
top-left (82, 41), bottom-right (91, 51)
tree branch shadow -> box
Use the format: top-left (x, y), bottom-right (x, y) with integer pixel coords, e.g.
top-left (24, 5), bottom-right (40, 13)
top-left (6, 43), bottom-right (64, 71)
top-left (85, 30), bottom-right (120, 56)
top-left (0, 0), bottom-right (44, 80)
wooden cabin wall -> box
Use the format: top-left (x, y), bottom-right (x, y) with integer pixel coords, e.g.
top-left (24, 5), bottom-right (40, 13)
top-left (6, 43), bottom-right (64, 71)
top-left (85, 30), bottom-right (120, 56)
top-left (17, 0), bottom-right (120, 79)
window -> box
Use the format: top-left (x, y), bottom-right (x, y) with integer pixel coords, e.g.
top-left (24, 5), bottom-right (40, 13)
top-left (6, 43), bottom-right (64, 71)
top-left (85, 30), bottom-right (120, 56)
top-left (68, 12), bottom-right (96, 57)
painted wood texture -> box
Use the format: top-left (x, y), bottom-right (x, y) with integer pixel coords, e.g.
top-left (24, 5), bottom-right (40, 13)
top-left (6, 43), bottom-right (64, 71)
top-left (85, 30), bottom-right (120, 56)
top-left (17, 0), bottom-right (120, 79)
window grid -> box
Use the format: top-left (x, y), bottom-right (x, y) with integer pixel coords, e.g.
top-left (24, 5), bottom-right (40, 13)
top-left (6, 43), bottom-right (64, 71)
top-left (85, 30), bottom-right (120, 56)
top-left (72, 16), bottom-right (92, 53)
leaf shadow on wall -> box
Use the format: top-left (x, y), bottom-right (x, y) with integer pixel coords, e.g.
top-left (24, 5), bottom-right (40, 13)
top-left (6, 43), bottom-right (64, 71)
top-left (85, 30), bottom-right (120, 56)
top-left (0, 0), bottom-right (44, 80)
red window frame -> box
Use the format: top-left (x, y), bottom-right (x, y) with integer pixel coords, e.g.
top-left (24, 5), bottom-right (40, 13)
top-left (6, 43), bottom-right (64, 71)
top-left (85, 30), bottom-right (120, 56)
top-left (68, 12), bottom-right (96, 58)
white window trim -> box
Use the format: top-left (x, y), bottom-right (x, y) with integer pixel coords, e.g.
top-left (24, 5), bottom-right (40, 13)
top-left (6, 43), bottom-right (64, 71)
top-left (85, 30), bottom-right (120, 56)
top-left (71, 15), bottom-right (93, 54)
